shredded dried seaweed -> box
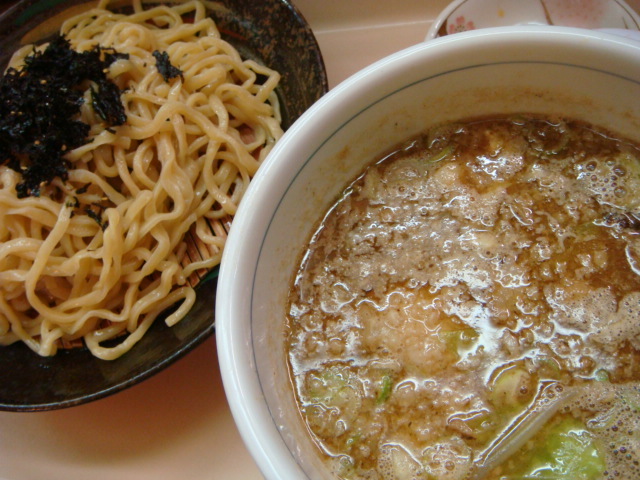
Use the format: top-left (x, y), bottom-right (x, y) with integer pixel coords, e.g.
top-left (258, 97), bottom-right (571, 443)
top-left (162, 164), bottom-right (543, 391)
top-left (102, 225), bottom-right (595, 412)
top-left (152, 50), bottom-right (183, 82)
top-left (85, 206), bottom-right (109, 231)
top-left (0, 35), bottom-right (128, 197)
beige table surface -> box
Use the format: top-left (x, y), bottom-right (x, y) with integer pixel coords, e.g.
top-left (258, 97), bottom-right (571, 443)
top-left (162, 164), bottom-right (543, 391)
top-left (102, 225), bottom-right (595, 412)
top-left (0, 1), bottom-right (448, 479)
top-left (1, 0), bottom-right (639, 478)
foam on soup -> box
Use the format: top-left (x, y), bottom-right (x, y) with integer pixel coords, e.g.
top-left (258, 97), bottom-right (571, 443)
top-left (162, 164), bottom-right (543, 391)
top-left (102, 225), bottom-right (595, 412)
top-left (284, 115), bottom-right (640, 480)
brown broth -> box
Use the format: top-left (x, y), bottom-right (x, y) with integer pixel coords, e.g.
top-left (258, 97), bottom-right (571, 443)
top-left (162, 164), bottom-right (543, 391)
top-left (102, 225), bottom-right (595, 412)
top-left (285, 115), bottom-right (640, 480)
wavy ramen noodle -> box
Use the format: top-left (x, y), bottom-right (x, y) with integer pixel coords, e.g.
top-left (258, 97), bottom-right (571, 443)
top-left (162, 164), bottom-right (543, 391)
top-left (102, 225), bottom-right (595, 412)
top-left (0, 0), bottom-right (283, 359)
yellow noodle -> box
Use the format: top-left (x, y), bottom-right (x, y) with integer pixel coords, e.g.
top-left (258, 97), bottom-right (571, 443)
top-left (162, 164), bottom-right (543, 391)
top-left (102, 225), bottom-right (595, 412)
top-left (0, 0), bottom-right (283, 359)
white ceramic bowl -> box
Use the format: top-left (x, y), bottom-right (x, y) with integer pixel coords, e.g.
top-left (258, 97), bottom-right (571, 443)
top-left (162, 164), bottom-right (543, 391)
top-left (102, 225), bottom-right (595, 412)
top-left (216, 26), bottom-right (640, 480)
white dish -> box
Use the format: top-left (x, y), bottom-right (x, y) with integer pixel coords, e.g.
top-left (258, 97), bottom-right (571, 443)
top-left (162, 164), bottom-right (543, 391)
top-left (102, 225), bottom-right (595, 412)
top-left (426, 0), bottom-right (640, 39)
top-left (216, 26), bottom-right (640, 480)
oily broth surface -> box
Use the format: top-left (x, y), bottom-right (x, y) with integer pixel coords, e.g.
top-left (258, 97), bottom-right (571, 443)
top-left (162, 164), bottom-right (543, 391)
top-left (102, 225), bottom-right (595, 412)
top-left (285, 116), bottom-right (640, 480)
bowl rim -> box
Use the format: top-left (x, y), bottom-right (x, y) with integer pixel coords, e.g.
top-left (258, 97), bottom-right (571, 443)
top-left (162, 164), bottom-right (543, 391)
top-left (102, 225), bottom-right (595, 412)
top-left (216, 25), bottom-right (640, 479)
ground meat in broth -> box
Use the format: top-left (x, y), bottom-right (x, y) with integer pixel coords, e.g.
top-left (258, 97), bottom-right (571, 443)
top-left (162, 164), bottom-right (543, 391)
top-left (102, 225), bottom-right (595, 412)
top-left (285, 115), bottom-right (640, 480)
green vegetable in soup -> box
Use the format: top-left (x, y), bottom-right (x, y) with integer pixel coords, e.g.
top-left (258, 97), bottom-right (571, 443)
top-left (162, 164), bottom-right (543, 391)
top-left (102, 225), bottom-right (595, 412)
top-left (496, 416), bottom-right (605, 479)
top-left (594, 369), bottom-right (610, 383)
top-left (438, 328), bottom-right (478, 360)
top-left (306, 366), bottom-right (359, 406)
top-left (376, 374), bottom-right (393, 404)
top-left (424, 144), bottom-right (454, 164)
top-left (489, 365), bottom-right (534, 411)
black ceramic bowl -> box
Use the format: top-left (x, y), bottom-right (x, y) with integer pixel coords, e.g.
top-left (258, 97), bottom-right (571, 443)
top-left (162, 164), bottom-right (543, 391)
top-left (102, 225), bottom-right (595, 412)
top-left (0, 0), bottom-right (327, 411)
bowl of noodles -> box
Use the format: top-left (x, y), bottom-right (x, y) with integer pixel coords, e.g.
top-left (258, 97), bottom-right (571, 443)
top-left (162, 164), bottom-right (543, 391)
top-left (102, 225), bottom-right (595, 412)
top-left (0, 0), bottom-right (327, 411)
top-left (216, 26), bottom-right (640, 480)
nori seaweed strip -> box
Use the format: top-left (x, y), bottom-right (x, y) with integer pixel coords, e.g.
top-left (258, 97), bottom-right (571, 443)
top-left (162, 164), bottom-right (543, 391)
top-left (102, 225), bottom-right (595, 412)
top-left (152, 50), bottom-right (183, 82)
top-left (91, 80), bottom-right (126, 126)
top-left (0, 35), bottom-right (128, 197)
top-left (84, 206), bottom-right (107, 231)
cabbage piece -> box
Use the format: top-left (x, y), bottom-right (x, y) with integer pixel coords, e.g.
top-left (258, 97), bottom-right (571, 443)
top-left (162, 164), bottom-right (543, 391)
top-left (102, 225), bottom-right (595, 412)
top-left (497, 416), bottom-right (605, 480)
